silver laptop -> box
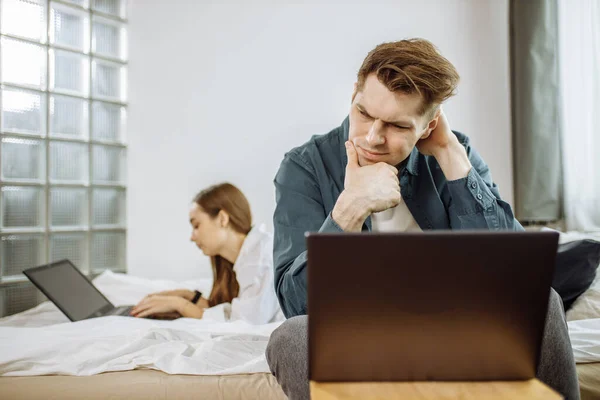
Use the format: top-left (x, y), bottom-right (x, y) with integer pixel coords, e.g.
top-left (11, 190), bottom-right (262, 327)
top-left (307, 231), bottom-right (558, 382)
top-left (24, 259), bottom-right (133, 321)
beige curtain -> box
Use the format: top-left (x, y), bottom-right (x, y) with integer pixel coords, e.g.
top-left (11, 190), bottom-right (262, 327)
top-left (510, 0), bottom-right (563, 222)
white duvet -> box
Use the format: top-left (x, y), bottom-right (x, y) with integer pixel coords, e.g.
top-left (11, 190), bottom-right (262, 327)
top-left (0, 271), bottom-right (281, 377)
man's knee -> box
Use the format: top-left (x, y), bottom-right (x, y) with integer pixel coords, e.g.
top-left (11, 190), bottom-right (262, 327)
top-left (266, 315), bottom-right (308, 368)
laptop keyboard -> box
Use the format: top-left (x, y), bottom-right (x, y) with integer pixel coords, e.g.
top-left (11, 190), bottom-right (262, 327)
top-left (108, 306), bottom-right (133, 316)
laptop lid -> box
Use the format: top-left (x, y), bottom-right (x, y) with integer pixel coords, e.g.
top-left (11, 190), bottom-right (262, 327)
top-left (23, 259), bottom-right (114, 321)
top-left (307, 231), bottom-right (558, 382)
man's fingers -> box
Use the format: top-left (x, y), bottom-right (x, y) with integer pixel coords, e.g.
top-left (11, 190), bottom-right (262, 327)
top-left (377, 162), bottom-right (398, 176)
top-left (345, 141), bottom-right (359, 169)
top-left (391, 189), bottom-right (402, 205)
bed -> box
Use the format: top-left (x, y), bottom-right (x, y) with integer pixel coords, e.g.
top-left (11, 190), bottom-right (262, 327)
top-left (1, 233), bottom-right (600, 400)
top-left (0, 370), bottom-right (285, 400)
top-left (0, 272), bottom-right (287, 399)
top-left (577, 363), bottom-right (600, 400)
top-left (564, 231), bottom-right (600, 400)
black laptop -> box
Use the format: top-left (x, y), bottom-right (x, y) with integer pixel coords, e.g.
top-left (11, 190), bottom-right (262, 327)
top-left (24, 259), bottom-right (133, 321)
top-left (307, 231), bottom-right (559, 382)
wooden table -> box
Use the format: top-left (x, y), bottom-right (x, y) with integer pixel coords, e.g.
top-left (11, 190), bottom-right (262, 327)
top-left (310, 379), bottom-right (562, 399)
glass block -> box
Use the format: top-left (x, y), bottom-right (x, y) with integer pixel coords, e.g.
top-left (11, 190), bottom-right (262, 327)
top-left (92, 101), bottom-right (126, 143)
top-left (92, 188), bottom-right (124, 226)
top-left (50, 49), bottom-right (90, 96)
top-left (92, 59), bottom-right (126, 101)
top-left (50, 141), bottom-right (89, 183)
top-left (50, 233), bottom-right (88, 272)
top-left (62, 0), bottom-right (89, 8)
top-left (0, 87), bottom-right (46, 135)
top-left (92, 16), bottom-right (127, 60)
top-left (1, 137), bottom-right (45, 181)
top-left (50, 188), bottom-right (88, 228)
top-left (91, 231), bottom-right (125, 271)
top-left (1, 186), bottom-right (45, 229)
top-left (92, 0), bottom-right (126, 19)
top-left (92, 145), bottom-right (125, 184)
top-left (0, 0), bottom-right (47, 43)
top-left (0, 285), bottom-right (44, 317)
top-left (0, 37), bottom-right (47, 89)
top-left (50, 95), bottom-right (89, 139)
top-left (1, 234), bottom-right (45, 276)
top-left (50, 2), bottom-right (90, 52)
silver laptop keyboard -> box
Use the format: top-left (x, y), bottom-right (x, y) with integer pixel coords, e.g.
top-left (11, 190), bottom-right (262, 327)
top-left (107, 306), bottom-right (133, 316)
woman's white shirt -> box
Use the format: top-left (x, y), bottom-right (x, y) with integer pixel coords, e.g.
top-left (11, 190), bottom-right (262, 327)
top-left (202, 223), bottom-right (284, 324)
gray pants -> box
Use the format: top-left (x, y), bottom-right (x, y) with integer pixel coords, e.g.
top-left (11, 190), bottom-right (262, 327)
top-left (266, 289), bottom-right (580, 400)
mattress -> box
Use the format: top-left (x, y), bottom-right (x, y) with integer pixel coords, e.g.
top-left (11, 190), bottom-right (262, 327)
top-left (577, 362), bottom-right (600, 400)
top-left (6, 366), bottom-right (598, 400)
top-left (0, 370), bottom-right (286, 400)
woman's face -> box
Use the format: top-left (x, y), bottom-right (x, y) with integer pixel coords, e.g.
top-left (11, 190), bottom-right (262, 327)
top-left (189, 203), bottom-right (228, 257)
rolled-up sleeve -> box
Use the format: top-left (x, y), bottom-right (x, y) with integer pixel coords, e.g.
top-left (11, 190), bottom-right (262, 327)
top-left (445, 137), bottom-right (523, 231)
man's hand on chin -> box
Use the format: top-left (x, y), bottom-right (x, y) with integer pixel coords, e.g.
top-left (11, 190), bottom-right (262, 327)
top-left (332, 141), bottom-right (402, 232)
top-left (417, 108), bottom-right (472, 181)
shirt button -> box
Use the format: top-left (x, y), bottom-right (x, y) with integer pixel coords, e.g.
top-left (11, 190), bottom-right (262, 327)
top-left (471, 182), bottom-right (477, 189)
top-left (477, 193), bottom-right (483, 200)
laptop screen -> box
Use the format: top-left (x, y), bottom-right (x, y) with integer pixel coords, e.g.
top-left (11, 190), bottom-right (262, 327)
top-left (25, 260), bottom-right (111, 321)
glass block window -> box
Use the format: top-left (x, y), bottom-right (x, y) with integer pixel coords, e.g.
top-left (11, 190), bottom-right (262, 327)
top-left (0, 0), bottom-right (128, 316)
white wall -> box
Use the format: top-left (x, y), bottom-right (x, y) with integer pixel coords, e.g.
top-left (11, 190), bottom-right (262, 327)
top-left (127, 0), bottom-right (512, 280)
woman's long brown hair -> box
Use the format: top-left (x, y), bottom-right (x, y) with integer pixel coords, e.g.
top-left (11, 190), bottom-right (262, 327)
top-left (193, 183), bottom-right (252, 307)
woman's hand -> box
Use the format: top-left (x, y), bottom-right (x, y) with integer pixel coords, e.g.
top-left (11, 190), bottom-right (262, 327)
top-left (131, 295), bottom-right (187, 318)
top-left (143, 289), bottom-right (195, 301)
top-left (136, 289), bottom-right (196, 308)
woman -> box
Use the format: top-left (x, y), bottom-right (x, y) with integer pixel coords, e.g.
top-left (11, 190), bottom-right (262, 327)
top-left (131, 183), bottom-right (282, 324)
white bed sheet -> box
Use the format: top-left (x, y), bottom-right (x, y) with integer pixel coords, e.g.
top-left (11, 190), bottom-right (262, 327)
top-left (568, 318), bottom-right (600, 363)
top-left (0, 271), bottom-right (281, 377)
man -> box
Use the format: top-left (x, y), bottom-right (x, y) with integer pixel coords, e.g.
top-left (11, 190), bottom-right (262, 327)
top-left (266, 39), bottom-right (579, 400)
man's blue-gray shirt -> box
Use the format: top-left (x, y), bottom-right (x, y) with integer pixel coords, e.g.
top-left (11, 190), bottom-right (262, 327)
top-left (273, 117), bottom-right (523, 318)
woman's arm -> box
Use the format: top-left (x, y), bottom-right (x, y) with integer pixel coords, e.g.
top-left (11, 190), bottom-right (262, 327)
top-left (131, 295), bottom-right (209, 319)
top-left (134, 289), bottom-right (203, 311)
top-left (176, 299), bottom-right (206, 318)
top-left (147, 289), bottom-right (195, 301)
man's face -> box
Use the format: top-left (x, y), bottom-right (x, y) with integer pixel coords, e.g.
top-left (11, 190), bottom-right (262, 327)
top-left (348, 73), bottom-right (434, 167)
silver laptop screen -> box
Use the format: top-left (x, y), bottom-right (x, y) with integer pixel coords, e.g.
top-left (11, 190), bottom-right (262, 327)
top-left (26, 260), bottom-right (111, 320)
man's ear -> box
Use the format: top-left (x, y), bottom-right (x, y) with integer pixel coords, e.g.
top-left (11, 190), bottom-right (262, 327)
top-left (421, 107), bottom-right (441, 139)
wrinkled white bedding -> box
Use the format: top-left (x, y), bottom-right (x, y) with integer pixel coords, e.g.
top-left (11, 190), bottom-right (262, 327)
top-left (568, 318), bottom-right (600, 363)
top-left (0, 271), bottom-right (281, 376)
top-left (1, 254), bottom-right (599, 377)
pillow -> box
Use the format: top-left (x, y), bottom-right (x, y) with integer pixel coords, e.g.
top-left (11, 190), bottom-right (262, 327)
top-left (552, 239), bottom-right (600, 311)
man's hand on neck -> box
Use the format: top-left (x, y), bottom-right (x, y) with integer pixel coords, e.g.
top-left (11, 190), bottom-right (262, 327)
top-left (417, 108), bottom-right (472, 181)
